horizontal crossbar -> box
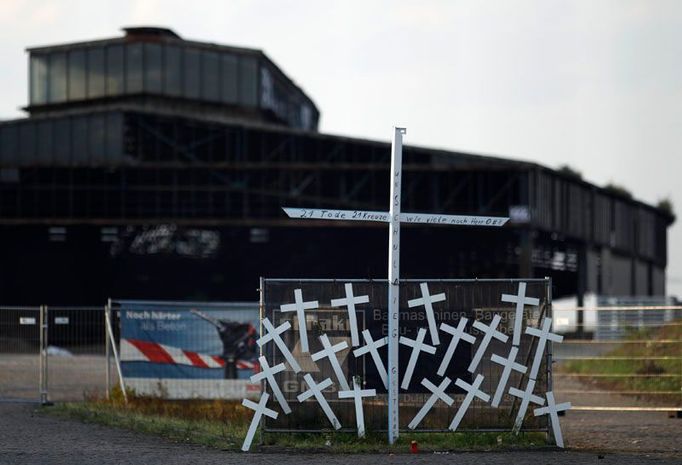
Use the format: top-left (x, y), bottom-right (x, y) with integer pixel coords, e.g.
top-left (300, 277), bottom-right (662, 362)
top-left (282, 207), bottom-right (509, 226)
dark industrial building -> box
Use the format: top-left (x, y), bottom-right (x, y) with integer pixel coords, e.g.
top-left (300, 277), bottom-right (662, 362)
top-left (0, 27), bottom-right (674, 305)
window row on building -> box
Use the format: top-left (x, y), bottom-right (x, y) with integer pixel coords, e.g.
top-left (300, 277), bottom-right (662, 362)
top-left (29, 41), bottom-right (319, 131)
top-left (29, 42), bottom-right (259, 108)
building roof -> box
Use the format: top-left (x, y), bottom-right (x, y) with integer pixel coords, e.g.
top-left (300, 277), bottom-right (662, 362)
top-left (26, 26), bottom-right (316, 113)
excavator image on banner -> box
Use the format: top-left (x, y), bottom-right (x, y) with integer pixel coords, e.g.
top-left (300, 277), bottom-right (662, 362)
top-left (190, 309), bottom-right (259, 379)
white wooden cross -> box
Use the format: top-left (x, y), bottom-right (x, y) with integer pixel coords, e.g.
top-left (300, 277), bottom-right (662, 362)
top-left (311, 334), bottom-right (350, 390)
top-left (437, 318), bottom-right (476, 376)
top-left (280, 288), bottom-right (319, 353)
top-left (509, 378), bottom-right (545, 433)
top-left (250, 355), bottom-right (291, 414)
top-left (469, 314), bottom-right (508, 373)
top-left (534, 391), bottom-right (571, 448)
top-left (399, 327), bottom-right (437, 389)
top-left (338, 377), bottom-right (377, 438)
top-left (257, 318), bottom-right (302, 373)
top-left (330, 283), bottom-right (370, 347)
top-left (449, 374), bottom-right (490, 431)
top-left (501, 282), bottom-right (540, 346)
top-left (352, 329), bottom-right (388, 389)
top-left (241, 392), bottom-right (278, 452)
top-left (297, 373), bottom-right (342, 430)
top-left (490, 346), bottom-right (527, 407)
top-left (407, 377), bottom-right (454, 429)
top-left (282, 127), bottom-right (509, 444)
top-left (525, 317), bottom-right (563, 380)
top-left (408, 282), bottom-right (446, 345)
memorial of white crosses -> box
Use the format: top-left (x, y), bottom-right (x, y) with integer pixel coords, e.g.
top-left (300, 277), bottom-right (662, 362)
top-left (239, 129), bottom-right (571, 451)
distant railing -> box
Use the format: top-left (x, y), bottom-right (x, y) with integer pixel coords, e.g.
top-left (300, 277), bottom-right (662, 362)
top-left (553, 304), bottom-right (682, 413)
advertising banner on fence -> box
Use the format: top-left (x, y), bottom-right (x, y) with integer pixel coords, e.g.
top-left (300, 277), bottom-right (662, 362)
top-left (118, 300), bottom-right (260, 399)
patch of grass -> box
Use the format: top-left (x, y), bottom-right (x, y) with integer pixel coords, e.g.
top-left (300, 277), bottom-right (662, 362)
top-left (47, 401), bottom-right (247, 450)
top-left (43, 394), bottom-right (547, 453)
top-left (560, 320), bottom-right (682, 404)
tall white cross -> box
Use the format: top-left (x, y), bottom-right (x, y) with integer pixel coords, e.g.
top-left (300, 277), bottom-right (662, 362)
top-left (509, 378), bottom-right (545, 433)
top-left (469, 314), bottom-right (508, 373)
top-left (437, 318), bottom-right (476, 377)
top-left (280, 288), bottom-right (319, 353)
top-left (407, 377), bottom-right (454, 429)
top-left (298, 373), bottom-right (342, 430)
top-left (490, 346), bottom-right (527, 407)
top-left (250, 355), bottom-right (291, 414)
top-left (352, 329), bottom-right (388, 389)
top-left (525, 317), bottom-right (563, 380)
top-left (257, 318), bottom-right (301, 373)
top-left (399, 327), bottom-right (437, 389)
top-left (241, 392), bottom-right (278, 452)
top-left (449, 374), bottom-right (490, 431)
top-left (501, 282), bottom-right (540, 346)
top-left (338, 377), bottom-right (377, 438)
top-left (534, 391), bottom-right (571, 448)
top-left (330, 282), bottom-right (370, 347)
top-left (282, 127), bottom-right (509, 444)
top-left (408, 282), bottom-right (446, 345)
top-left (311, 333), bottom-right (350, 390)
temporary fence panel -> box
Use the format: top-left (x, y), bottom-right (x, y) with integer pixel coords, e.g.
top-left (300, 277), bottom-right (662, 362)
top-left (112, 299), bottom-right (260, 399)
top-left (0, 306), bottom-right (43, 402)
top-left (261, 278), bottom-right (552, 433)
top-left (553, 298), bottom-right (682, 413)
top-left (46, 306), bottom-right (110, 402)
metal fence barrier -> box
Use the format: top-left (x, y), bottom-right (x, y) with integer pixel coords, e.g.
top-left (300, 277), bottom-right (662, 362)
top-left (0, 306), bottom-right (43, 402)
top-left (5, 291), bottom-right (677, 421)
top-left (1, 302), bottom-right (261, 403)
top-left (261, 278), bottom-right (552, 433)
top-left (46, 306), bottom-right (111, 402)
top-left (0, 306), bottom-right (110, 403)
top-left (553, 303), bottom-right (682, 413)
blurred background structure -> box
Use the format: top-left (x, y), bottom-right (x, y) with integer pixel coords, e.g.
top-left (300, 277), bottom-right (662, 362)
top-left (0, 27), bottom-right (674, 305)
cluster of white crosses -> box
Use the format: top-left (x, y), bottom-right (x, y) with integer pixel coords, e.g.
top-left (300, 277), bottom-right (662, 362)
top-left (241, 282), bottom-right (571, 452)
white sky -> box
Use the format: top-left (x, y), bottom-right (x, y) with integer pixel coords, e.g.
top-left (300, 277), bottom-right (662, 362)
top-left (1, 0), bottom-right (681, 295)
